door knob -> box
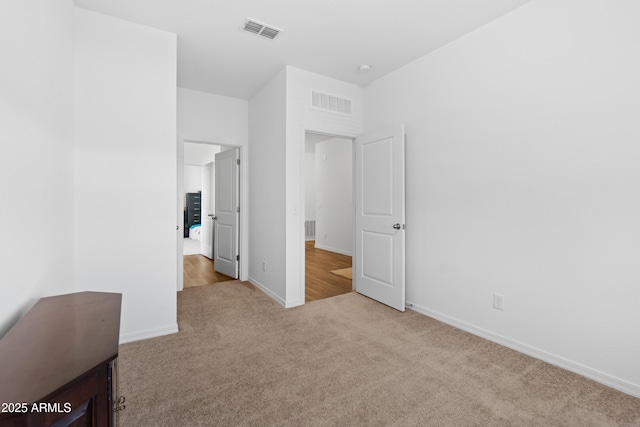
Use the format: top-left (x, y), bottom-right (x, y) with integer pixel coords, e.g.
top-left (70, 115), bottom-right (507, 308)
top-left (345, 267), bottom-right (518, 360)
top-left (393, 223), bottom-right (401, 230)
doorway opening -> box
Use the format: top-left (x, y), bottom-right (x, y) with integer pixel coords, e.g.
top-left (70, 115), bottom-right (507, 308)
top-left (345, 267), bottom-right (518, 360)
top-left (304, 132), bottom-right (354, 302)
top-left (179, 140), bottom-right (241, 290)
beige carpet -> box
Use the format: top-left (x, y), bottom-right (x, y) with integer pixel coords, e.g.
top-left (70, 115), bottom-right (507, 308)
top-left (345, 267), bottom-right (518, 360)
top-left (330, 267), bottom-right (352, 279)
top-left (117, 281), bottom-right (640, 426)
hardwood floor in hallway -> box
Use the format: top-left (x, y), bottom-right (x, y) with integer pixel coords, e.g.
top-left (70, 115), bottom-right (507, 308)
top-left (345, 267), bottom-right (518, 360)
top-left (184, 242), bottom-right (351, 298)
top-left (305, 240), bottom-right (353, 302)
top-left (183, 255), bottom-right (234, 288)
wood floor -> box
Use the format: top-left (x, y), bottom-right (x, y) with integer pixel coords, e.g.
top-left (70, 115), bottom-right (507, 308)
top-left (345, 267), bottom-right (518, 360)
top-left (184, 242), bottom-right (352, 300)
top-left (305, 240), bottom-right (353, 302)
top-left (183, 255), bottom-right (234, 288)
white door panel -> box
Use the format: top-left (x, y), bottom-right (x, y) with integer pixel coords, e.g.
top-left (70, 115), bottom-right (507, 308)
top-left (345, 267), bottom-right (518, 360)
top-left (362, 231), bottom-right (393, 286)
top-left (216, 224), bottom-right (233, 261)
top-left (363, 138), bottom-right (393, 215)
top-left (355, 125), bottom-right (405, 311)
top-left (217, 157), bottom-right (233, 212)
top-left (214, 148), bottom-right (239, 278)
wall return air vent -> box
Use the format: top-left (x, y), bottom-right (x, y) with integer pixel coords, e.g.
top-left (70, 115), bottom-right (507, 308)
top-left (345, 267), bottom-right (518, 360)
top-left (311, 91), bottom-right (353, 116)
top-left (243, 18), bottom-right (282, 40)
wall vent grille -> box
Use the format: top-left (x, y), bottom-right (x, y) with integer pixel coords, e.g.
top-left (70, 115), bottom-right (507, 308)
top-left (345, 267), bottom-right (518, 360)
top-left (243, 19), bottom-right (282, 40)
top-left (305, 220), bottom-right (316, 240)
top-left (311, 91), bottom-right (353, 116)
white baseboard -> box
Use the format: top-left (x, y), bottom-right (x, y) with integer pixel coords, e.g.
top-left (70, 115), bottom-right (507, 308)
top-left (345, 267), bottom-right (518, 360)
top-left (407, 301), bottom-right (640, 399)
top-left (284, 298), bottom-right (304, 308)
top-left (314, 244), bottom-right (352, 257)
top-left (248, 276), bottom-right (304, 308)
top-left (119, 323), bottom-right (179, 344)
top-left (248, 276), bottom-right (286, 307)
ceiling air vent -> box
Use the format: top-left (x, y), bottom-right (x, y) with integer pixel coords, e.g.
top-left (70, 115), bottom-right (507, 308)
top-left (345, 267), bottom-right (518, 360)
top-left (243, 19), bottom-right (282, 40)
top-left (311, 91), bottom-right (353, 116)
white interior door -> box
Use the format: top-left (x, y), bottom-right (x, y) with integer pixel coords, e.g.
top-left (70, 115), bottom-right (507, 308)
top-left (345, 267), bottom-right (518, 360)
top-left (200, 162), bottom-right (214, 259)
top-left (214, 148), bottom-right (239, 278)
top-left (354, 125), bottom-right (406, 311)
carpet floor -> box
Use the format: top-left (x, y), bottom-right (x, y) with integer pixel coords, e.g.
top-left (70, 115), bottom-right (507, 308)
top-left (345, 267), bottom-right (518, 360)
top-left (117, 281), bottom-right (640, 426)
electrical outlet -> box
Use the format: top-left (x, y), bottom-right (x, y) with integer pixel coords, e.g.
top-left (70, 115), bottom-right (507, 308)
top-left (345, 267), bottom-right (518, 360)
top-left (262, 261), bottom-right (267, 272)
top-left (493, 293), bottom-right (504, 310)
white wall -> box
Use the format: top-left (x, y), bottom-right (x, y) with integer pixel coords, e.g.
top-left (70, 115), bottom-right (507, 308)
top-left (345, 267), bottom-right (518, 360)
top-left (177, 88), bottom-right (249, 281)
top-left (248, 69), bottom-right (288, 304)
top-left (74, 8), bottom-right (178, 343)
top-left (286, 66), bottom-right (364, 306)
top-left (364, 0), bottom-right (640, 397)
top-left (315, 138), bottom-right (353, 255)
top-left (178, 88), bottom-right (248, 144)
top-left (184, 165), bottom-right (203, 194)
top-left (0, 0), bottom-right (75, 337)
top-left (183, 143), bottom-right (220, 195)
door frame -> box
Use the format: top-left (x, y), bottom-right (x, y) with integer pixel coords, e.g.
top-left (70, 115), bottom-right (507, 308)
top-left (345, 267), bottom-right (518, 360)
top-left (300, 127), bottom-right (358, 303)
top-left (200, 161), bottom-right (214, 259)
top-left (177, 135), bottom-right (247, 291)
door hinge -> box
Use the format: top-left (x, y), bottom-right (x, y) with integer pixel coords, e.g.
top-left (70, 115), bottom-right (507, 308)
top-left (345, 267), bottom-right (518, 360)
top-left (236, 255), bottom-right (240, 261)
top-left (237, 159), bottom-right (240, 165)
top-left (237, 206), bottom-right (240, 213)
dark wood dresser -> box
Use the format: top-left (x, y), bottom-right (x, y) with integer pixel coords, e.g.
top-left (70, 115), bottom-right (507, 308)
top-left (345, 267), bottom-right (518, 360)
top-left (0, 292), bottom-right (122, 427)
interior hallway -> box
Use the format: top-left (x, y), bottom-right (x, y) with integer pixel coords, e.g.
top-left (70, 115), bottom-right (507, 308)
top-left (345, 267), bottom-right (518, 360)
top-left (305, 240), bottom-right (352, 302)
top-left (183, 240), bottom-right (352, 302)
top-left (185, 241), bottom-right (351, 299)
top-left (183, 255), bottom-right (234, 288)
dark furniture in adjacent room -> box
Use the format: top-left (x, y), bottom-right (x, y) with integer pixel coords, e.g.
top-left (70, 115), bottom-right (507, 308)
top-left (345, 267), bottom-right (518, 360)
top-left (0, 292), bottom-right (122, 427)
top-left (185, 192), bottom-right (202, 237)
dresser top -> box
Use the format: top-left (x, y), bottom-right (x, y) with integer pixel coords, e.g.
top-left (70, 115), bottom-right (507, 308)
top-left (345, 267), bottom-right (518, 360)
top-left (0, 292), bottom-right (122, 404)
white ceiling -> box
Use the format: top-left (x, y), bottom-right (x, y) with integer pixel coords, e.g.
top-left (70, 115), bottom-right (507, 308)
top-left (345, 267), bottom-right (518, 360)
top-left (74, 0), bottom-right (532, 100)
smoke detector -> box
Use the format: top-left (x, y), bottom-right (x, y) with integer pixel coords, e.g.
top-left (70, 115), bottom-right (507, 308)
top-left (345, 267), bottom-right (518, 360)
top-left (242, 18), bottom-right (283, 40)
